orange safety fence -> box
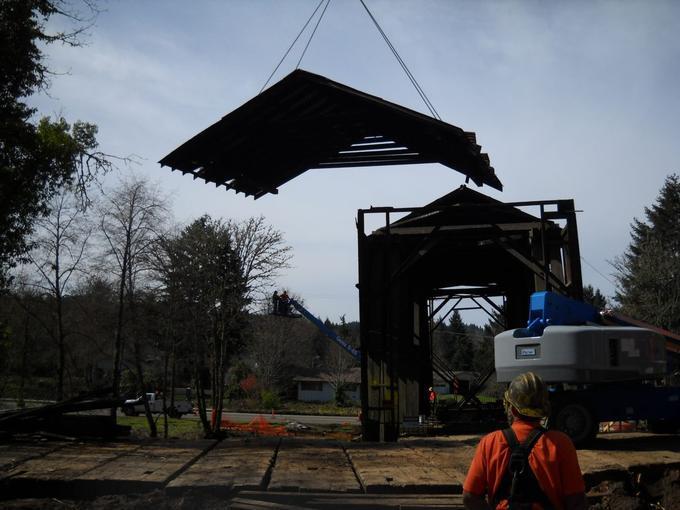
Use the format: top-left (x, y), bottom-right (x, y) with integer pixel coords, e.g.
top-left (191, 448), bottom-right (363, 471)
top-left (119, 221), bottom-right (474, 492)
top-left (211, 410), bottom-right (288, 436)
top-left (599, 421), bottom-right (637, 433)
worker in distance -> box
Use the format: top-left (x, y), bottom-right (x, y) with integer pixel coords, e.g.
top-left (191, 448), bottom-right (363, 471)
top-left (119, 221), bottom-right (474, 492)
top-left (463, 372), bottom-right (586, 510)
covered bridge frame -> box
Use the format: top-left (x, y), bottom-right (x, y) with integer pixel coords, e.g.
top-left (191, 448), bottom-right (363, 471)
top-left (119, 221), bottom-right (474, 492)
top-left (357, 187), bottom-right (583, 441)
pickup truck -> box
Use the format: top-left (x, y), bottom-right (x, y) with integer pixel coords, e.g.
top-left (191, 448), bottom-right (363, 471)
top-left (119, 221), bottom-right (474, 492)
top-left (121, 393), bottom-right (193, 418)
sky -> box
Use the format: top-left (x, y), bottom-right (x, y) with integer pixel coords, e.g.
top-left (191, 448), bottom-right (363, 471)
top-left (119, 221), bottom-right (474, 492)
top-left (33, 0), bottom-right (680, 323)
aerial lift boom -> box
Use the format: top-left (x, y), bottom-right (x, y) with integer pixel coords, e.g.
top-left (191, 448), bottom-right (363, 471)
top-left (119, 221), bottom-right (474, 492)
top-left (287, 299), bottom-right (361, 362)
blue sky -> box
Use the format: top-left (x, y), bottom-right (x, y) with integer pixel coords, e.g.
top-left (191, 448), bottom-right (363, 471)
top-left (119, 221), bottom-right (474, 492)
top-left (34, 0), bottom-right (680, 322)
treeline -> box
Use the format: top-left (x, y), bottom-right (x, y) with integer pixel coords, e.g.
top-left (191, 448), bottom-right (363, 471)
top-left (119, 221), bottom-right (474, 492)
top-left (0, 177), bottom-right (302, 436)
top-left (432, 310), bottom-right (498, 377)
top-left (0, 177), bottom-right (365, 437)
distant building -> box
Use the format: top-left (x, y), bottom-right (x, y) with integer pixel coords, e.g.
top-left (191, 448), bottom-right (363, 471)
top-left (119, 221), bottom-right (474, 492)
top-left (293, 368), bottom-right (361, 403)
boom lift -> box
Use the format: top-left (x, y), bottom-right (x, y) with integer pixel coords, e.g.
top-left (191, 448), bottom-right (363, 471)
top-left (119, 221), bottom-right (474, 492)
top-left (280, 298), bottom-right (484, 417)
top-left (288, 299), bottom-right (361, 362)
top-left (495, 291), bottom-right (680, 444)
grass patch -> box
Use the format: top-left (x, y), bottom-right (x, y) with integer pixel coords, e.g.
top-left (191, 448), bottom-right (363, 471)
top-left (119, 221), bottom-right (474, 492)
top-left (223, 399), bottom-right (360, 417)
top-left (117, 416), bottom-right (204, 439)
top-left (439, 394), bottom-right (499, 404)
top-left (280, 400), bottom-right (360, 416)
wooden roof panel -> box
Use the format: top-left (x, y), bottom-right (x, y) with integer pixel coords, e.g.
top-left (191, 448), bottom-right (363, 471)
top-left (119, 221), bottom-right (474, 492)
top-left (159, 70), bottom-right (502, 198)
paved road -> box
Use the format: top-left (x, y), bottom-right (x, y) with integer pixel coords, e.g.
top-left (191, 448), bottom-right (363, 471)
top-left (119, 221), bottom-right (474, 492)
top-left (0, 399), bottom-right (359, 426)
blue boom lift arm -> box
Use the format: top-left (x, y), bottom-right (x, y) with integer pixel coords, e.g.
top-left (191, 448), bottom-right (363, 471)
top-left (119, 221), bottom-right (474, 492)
top-left (516, 291), bottom-right (601, 337)
top-left (288, 299), bottom-right (362, 362)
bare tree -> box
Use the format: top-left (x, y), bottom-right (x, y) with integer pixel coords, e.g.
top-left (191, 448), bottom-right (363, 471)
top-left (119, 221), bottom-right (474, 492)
top-left (246, 315), bottom-right (316, 392)
top-left (322, 316), bottom-right (359, 405)
top-left (227, 216), bottom-right (292, 304)
top-left (24, 188), bottom-right (91, 400)
top-left (99, 176), bottom-right (168, 436)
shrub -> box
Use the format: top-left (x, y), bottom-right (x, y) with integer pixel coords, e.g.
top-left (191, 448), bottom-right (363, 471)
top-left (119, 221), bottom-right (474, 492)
top-left (260, 389), bottom-right (281, 410)
top-left (239, 374), bottom-right (257, 396)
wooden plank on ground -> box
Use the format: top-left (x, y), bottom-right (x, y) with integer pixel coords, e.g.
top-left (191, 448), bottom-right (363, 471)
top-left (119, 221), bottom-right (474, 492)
top-left (6, 443), bottom-right (138, 481)
top-left (268, 439), bottom-right (361, 493)
top-left (404, 440), bottom-right (475, 488)
top-left (166, 438), bottom-right (277, 495)
top-left (346, 443), bottom-right (457, 493)
top-left (0, 442), bottom-right (67, 475)
top-left (76, 439), bottom-right (214, 492)
top-left (229, 491), bottom-right (464, 509)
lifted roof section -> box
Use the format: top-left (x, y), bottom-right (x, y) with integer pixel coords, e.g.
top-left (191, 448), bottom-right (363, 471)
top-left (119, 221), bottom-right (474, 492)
top-left (159, 70), bottom-right (502, 199)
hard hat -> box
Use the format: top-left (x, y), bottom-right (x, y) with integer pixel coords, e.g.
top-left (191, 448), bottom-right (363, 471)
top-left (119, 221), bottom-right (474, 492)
top-left (504, 372), bottom-right (550, 418)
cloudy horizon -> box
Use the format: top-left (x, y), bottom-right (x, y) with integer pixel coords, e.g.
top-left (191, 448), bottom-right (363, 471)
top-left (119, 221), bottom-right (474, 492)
top-left (30, 0), bottom-right (680, 323)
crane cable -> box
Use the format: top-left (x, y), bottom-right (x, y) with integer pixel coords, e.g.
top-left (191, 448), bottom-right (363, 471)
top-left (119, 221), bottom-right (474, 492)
top-left (259, 0), bottom-right (326, 93)
top-left (296, 0), bottom-right (332, 69)
top-left (359, 0), bottom-right (441, 120)
top-left (260, 0), bottom-right (441, 122)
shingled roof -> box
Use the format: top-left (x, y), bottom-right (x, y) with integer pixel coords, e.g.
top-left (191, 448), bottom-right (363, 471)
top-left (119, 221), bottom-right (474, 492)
top-left (159, 69), bottom-right (501, 199)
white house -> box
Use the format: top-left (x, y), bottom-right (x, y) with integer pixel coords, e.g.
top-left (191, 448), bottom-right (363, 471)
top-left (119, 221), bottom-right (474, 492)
top-left (293, 368), bottom-right (361, 403)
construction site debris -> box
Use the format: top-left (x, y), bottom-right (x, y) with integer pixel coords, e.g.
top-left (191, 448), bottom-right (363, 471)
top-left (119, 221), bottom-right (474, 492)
top-left (0, 389), bottom-right (129, 439)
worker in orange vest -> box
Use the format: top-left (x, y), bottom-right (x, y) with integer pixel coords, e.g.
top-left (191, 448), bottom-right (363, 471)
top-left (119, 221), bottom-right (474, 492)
top-left (428, 386), bottom-right (438, 417)
top-left (279, 290), bottom-right (290, 315)
top-left (463, 372), bottom-right (586, 510)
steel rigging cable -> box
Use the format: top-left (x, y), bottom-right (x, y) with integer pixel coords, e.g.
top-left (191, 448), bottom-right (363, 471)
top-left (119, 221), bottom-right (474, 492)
top-left (260, 0), bottom-right (441, 122)
top-left (359, 0), bottom-right (441, 120)
top-left (296, 0), bottom-right (332, 69)
top-left (259, 0), bottom-right (326, 93)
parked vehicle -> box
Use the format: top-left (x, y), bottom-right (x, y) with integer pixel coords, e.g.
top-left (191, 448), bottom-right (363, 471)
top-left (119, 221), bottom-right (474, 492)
top-left (495, 291), bottom-right (680, 445)
top-left (121, 392), bottom-right (192, 418)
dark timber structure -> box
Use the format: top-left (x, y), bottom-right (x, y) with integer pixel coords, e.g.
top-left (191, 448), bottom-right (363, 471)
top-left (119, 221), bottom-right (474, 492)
top-left (159, 70), bottom-right (501, 198)
top-left (357, 187), bottom-right (583, 441)
top-left (160, 70), bottom-right (584, 442)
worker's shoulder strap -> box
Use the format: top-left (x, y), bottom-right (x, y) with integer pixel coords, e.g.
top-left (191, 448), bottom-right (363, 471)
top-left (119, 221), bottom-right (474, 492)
top-left (494, 427), bottom-right (553, 509)
top-left (502, 427), bottom-right (545, 470)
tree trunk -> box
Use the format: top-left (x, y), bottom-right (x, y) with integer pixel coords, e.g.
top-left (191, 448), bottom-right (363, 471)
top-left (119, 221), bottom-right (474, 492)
top-left (212, 325), bottom-right (227, 435)
top-left (111, 249), bottom-right (128, 403)
top-left (170, 343), bottom-right (176, 410)
top-left (54, 239), bottom-right (65, 401)
top-left (194, 366), bottom-right (210, 435)
top-left (134, 338), bottom-right (157, 437)
top-left (162, 349), bottom-right (169, 439)
top-left (18, 314), bottom-right (30, 409)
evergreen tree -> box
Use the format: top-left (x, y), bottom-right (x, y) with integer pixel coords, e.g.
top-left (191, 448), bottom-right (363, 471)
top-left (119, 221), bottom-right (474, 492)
top-left (446, 310), bottom-right (474, 371)
top-left (1, 1), bottom-right (111, 288)
top-left (614, 174), bottom-right (680, 332)
top-left (583, 284), bottom-right (607, 309)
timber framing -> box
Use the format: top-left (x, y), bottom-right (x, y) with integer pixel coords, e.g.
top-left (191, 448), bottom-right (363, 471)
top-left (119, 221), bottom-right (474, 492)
top-left (356, 186), bottom-right (584, 441)
top-left (159, 70), bottom-right (501, 198)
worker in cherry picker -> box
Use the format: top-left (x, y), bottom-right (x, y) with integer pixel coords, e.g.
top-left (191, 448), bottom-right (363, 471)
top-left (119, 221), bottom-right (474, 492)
top-left (463, 372), bottom-right (586, 510)
top-left (272, 290), bottom-right (280, 315)
top-left (279, 290), bottom-right (290, 316)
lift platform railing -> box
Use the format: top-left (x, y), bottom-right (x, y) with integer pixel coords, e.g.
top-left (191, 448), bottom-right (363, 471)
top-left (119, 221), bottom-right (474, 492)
top-left (287, 299), bottom-right (361, 362)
